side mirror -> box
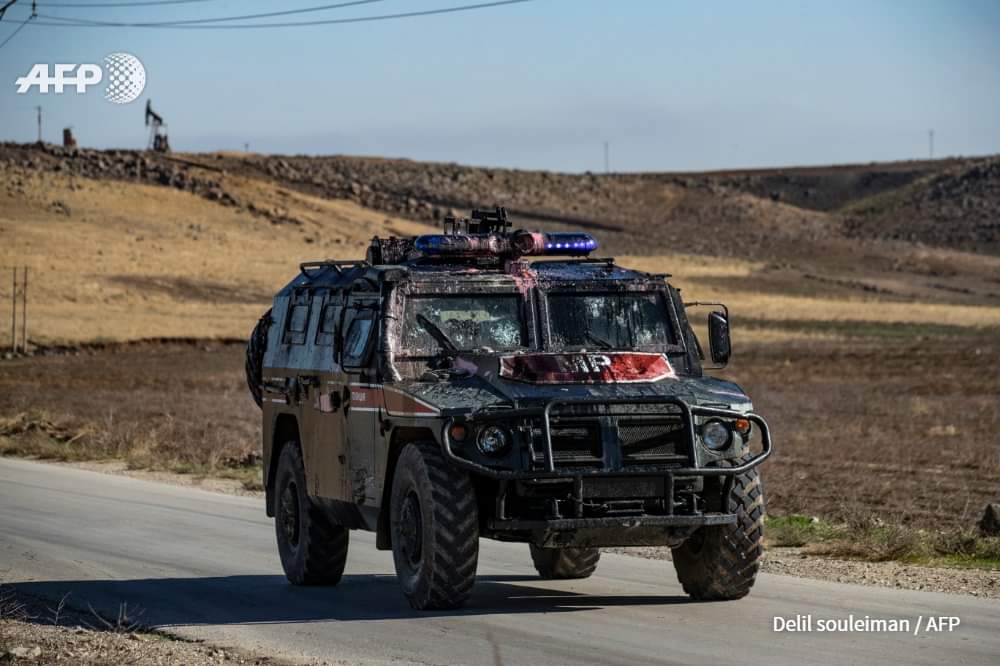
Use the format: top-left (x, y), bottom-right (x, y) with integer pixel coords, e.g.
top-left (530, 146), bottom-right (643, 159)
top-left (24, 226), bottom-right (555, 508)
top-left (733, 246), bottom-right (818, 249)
top-left (708, 311), bottom-right (731, 366)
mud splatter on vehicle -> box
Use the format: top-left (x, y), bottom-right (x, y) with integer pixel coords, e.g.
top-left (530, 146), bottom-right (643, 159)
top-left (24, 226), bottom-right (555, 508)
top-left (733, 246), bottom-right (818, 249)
top-left (246, 207), bottom-right (772, 610)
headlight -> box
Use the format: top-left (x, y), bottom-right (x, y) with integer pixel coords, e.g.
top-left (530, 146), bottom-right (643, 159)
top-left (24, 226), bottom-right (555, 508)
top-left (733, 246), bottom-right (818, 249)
top-left (476, 425), bottom-right (510, 456)
top-left (700, 420), bottom-right (731, 451)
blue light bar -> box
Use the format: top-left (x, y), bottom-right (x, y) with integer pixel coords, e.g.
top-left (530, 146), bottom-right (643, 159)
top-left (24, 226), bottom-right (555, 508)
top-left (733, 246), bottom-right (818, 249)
top-left (413, 231), bottom-right (599, 258)
top-left (541, 232), bottom-right (598, 255)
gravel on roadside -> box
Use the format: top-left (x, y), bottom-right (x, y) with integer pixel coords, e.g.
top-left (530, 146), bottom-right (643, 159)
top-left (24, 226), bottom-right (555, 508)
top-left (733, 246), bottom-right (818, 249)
top-left (0, 619), bottom-right (286, 666)
top-left (0, 587), bottom-right (293, 666)
top-left (604, 546), bottom-right (1000, 599)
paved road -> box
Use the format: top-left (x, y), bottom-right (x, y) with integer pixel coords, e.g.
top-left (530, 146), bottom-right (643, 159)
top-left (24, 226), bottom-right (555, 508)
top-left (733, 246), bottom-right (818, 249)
top-left (1, 457), bottom-right (997, 665)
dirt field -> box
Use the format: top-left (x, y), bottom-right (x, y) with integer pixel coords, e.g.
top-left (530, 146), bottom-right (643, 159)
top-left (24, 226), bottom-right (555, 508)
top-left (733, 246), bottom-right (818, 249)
top-left (0, 342), bottom-right (259, 487)
top-left (2, 333), bottom-right (996, 531)
top-left (727, 334), bottom-right (1000, 527)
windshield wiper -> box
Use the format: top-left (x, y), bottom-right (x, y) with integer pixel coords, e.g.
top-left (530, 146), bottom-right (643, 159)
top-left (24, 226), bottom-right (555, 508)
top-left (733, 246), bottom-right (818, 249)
top-left (416, 314), bottom-right (459, 356)
top-left (585, 331), bottom-right (614, 349)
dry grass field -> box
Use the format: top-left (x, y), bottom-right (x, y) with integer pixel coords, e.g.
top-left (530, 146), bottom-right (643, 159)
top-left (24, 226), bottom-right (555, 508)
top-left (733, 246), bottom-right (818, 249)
top-left (2, 146), bottom-right (1000, 562)
top-left (0, 164), bottom-right (433, 344)
top-left (4, 166), bottom-right (999, 346)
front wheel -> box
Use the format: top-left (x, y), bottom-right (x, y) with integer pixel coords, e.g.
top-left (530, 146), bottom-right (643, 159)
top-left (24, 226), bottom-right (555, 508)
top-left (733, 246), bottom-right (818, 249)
top-left (671, 456), bottom-right (765, 600)
top-left (390, 441), bottom-right (479, 610)
top-left (529, 545), bottom-right (600, 579)
top-left (274, 442), bottom-right (349, 586)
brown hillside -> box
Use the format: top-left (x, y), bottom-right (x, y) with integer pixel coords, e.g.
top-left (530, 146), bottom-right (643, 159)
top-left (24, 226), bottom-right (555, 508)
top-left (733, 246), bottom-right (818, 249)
top-left (3, 141), bottom-right (1000, 346)
top-left (843, 157), bottom-right (1000, 253)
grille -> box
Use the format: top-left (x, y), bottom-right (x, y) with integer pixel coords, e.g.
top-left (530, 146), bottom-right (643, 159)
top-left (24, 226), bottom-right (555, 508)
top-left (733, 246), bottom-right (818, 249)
top-left (532, 408), bottom-right (689, 468)
top-left (618, 418), bottom-right (688, 462)
top-left (536, 422), bottom-right (602, 463)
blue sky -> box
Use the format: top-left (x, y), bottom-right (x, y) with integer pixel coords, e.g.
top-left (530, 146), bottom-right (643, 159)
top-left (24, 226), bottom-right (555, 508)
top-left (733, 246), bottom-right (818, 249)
top-left (1, 0), bottom-right (999, 172)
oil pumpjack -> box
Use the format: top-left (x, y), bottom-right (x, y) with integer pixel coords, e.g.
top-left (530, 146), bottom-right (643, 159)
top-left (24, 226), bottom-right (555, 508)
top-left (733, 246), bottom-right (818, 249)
top-left (145, 99), bottom-right (170, 153)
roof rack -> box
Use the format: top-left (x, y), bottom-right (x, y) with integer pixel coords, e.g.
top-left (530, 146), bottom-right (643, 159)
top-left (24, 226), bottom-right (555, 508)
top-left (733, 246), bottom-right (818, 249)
top-left (299, 259), bottom-right (370, 280)
top-left (529, 257), bottom-right (616, 266)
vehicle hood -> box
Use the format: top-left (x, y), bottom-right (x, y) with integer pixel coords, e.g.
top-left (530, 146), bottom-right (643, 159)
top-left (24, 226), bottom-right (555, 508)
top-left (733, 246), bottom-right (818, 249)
top-left (393, 352), bottom-right (753, 416)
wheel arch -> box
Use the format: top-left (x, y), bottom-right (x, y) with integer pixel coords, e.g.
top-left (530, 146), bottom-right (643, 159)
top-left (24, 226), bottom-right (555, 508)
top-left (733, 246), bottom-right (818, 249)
top-left (375, 425), bottom-right (437, 550)
top-left (266, 413), bottom-right (301, 517)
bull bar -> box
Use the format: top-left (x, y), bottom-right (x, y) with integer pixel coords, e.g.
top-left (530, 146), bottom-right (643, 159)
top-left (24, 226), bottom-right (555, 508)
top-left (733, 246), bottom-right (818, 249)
top-left (441, 395), bottom-right (771, 480)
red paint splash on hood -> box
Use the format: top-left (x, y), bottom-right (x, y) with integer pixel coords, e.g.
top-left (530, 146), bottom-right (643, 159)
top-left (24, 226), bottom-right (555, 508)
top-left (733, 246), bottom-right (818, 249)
top-left (499, 352), bottom-right (676, 384)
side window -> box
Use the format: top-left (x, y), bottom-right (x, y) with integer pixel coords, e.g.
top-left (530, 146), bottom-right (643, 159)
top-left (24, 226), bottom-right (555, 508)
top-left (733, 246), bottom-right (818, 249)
top-left (315, 303), bottom-right (339, 346)
top-left (342, 316), bottom-right (374, 368)
top-left (282, 295), bottom-right (311, 345)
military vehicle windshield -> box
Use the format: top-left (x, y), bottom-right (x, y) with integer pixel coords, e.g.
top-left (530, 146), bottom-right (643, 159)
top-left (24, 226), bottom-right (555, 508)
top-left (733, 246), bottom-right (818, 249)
top-left (401, 294), bottom-right (527, 355)
top-left (547, 291), bottom-right (676, 350)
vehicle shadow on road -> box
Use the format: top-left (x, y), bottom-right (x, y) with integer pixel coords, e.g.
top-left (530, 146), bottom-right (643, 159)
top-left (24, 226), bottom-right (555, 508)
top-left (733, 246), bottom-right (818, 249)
top-left (13, 573), bottom-right (695, 626)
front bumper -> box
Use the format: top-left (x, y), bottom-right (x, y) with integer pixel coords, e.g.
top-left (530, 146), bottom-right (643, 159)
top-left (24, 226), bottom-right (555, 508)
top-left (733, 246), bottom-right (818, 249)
top-left (442, 396), bottom-right (772, 535)
top-left (488, 513), bottom-right (738, 548)
top-left (489, 513), bottom-right (736, 531)
top-left (441, 395), bottom-right (772, 480)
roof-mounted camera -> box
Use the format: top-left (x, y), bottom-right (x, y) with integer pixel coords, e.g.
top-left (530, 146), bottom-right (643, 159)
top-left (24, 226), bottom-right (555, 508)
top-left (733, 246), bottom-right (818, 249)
top-left (443, 206), bottom-right (511, 235)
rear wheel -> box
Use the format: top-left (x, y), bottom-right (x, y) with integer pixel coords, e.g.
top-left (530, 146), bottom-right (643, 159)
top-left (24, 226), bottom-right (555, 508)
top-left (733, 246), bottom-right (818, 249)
top-left (671, 456), bottom-right (764, 600)
top-left (529, 546), bottom-right (600, 580)
top-left (245, 308), bottom-right (271, 408)
top-left (274, 442), bottom-right (349, 586)
top-left (390, 441), bottom-right (479, 610)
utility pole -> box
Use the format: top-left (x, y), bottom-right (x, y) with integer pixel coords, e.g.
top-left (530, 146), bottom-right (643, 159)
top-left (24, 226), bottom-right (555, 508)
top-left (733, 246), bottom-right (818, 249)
top-left (603, 141), bottom-right (609, 174)
top-left (36, 105), bottom-right (42, 144)
top-left (8, 267), bottom-right (27, 354)
top-left (21, 266), bottom-right (27, 353)
top-left (10, 267), bottom-right (15, 354)
top-left (928, 129), bottom-right (934, 160)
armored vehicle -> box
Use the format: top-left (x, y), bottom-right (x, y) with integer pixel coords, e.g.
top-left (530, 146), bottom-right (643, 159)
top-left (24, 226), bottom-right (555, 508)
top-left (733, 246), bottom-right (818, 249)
top-left (246, 207), bottom-right (772, 610)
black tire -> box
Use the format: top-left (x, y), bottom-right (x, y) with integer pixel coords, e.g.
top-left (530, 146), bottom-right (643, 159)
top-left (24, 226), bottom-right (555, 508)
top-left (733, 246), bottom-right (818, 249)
top-left (529, 545), bottom-right (600, 580)
top-left (274, 442), bottom-right (349, 586)
top-left (245, 308), bottom-right (272, 408)
top-left (390, 441), bottom-right (479, 610)
top-left (671, 455), bottom-right (765, 600)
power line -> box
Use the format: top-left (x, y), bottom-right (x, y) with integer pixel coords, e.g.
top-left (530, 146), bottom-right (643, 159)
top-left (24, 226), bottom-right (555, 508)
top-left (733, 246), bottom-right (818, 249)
top-left (36, 0), bottom-right (219, 6)
top-left (0, 16), bottom-right (31, 49)
top-left (0, 0), bottom-right (22, 21)
top-left (40, 0), bottom-right (390, 26)
top-left (28, 0), bottom-right (533, 29)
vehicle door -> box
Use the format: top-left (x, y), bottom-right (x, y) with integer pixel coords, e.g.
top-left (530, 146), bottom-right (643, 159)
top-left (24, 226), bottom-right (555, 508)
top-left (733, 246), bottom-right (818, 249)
top-left (300, 288), bottom-right (350, 501)
top-left (340, 284), bottom-right (381, 506)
